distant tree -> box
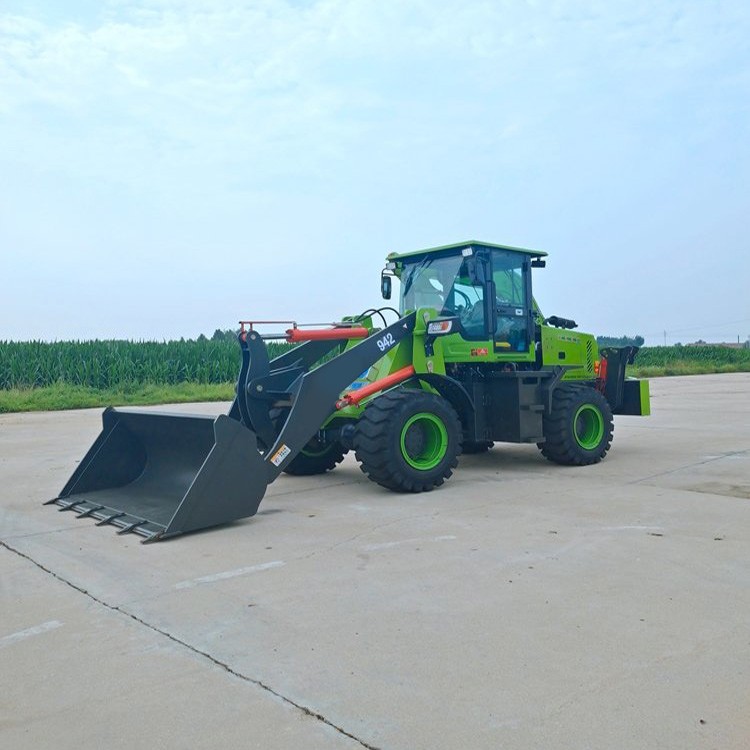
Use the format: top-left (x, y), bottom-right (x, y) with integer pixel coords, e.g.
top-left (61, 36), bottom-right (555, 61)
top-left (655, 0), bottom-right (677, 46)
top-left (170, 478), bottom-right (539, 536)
top-left (206, 328), bottom-right (239, 342)
top-left (197, 333), bottom-right (208, 343)
top-left (596, 334), bottom-right (645, 348)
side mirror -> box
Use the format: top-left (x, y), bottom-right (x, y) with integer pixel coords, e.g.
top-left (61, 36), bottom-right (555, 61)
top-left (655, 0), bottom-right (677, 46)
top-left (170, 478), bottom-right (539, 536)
top-left (381, 274), bottom-right (392, 300)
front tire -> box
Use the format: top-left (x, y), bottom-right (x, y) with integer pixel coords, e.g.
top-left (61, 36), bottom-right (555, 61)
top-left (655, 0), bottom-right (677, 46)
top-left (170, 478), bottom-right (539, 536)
top-left (538, 385), bottom-right (614, 465)
top-left (269, 407), bottom-right (347, 475)
top-left (283, 437), bottom-right (347, 476)
top-left (354, 389), bottom-right (462, 492)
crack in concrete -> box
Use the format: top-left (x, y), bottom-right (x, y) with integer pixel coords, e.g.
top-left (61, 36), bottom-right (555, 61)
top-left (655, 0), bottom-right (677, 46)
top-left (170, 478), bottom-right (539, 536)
top-left (0, 540), bottom-right (382, 750)
top-left (3, 524), bottom-right (85, 541)
top-left (628, 448), bottom-right (750, 485)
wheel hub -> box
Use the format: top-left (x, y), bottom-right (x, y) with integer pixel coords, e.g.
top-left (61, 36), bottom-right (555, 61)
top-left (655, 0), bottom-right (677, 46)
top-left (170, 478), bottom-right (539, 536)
top-left (403, 424), bottom-right (427, 457)
top-left (573, 404), bottom-right (604, 450)
top-left (399, 413), bottom-right (448, 470)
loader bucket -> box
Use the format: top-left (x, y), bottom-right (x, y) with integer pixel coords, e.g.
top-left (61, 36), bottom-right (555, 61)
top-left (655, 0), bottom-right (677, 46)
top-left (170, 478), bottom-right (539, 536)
top-left (48, 408), bottom-right (268, 542)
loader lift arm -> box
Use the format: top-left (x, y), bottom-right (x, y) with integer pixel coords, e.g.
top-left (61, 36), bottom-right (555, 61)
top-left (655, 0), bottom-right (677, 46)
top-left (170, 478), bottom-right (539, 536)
top-left (237, 312), bottom-right (417, 480)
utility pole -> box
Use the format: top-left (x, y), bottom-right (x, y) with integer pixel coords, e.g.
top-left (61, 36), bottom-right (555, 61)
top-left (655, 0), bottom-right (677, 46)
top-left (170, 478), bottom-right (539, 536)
top-left (663, 330), bottom-right (667, 346)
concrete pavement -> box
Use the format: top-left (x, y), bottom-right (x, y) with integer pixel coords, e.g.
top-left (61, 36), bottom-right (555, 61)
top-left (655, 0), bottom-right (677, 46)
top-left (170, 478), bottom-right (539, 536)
top-left (1, 373), bottom-right (749, 749)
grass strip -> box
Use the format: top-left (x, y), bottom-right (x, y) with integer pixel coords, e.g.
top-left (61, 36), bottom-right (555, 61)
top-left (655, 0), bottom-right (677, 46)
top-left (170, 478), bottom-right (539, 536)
top-left (0, 382), bottom-right (235, 413)
top-left (1, 364), bottom-right (749, 414)
top-left (629, 362), bottom-right (750, 378)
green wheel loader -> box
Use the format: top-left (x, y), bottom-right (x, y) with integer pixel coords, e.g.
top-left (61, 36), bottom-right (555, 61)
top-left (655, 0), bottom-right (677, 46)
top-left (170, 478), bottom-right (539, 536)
top-left (48, 241), bottom-right (650, 542)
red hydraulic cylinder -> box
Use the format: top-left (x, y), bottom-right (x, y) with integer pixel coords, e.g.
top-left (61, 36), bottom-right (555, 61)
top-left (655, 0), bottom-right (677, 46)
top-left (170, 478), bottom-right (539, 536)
top-left (336, 365), bottom-right (416, 410)
top-left (286, 327), bottom-right (370, 343)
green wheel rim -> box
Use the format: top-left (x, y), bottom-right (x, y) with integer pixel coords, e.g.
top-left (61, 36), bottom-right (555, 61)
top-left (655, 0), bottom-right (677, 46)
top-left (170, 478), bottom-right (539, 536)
top-left (400, 412), bottom-right (449, 470)
top-left (301, 439), bottom-right (331, 458)
top-left (573, 404), bottom-right (604, 450)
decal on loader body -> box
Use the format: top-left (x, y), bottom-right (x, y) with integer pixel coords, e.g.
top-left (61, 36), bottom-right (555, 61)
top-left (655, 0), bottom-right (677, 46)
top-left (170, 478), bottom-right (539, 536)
top-left (270, 444), bottom-right (291, 466)
top-left (376, 332), bottom-right (396, 352)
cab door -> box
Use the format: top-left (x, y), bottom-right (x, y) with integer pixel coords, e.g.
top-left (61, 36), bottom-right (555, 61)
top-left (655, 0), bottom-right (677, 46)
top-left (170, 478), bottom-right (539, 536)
top-left (491, 250), bottom-right (533, 354)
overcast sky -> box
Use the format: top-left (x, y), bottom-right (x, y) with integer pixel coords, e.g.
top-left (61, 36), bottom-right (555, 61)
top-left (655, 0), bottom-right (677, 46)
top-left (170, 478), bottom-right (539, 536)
top-left (1, 0), bottom-right (748, 344)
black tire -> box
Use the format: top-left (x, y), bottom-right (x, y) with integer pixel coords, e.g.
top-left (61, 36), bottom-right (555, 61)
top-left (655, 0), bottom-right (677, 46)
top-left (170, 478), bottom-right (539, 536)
top-left (269, 407), bottom-right (347, 476)
top-left (283, 437), bottom-right (347, 476)
top-left (538, 385), bottom-right (614, 466)
top-left (462, 440), bottom-right (494, 454)
top-left (354, 388), bottom-right (462, 492)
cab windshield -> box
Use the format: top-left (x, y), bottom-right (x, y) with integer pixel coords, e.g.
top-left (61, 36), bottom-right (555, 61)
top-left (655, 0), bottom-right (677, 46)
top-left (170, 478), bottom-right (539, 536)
top-left (399, 254), bottom-right (486, 337)
top-left (401, 255), bottom-right (461, 312)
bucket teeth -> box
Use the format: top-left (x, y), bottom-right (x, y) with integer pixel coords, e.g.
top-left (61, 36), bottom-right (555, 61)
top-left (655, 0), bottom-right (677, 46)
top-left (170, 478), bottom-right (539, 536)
top-left (57, 499), bottom-right (83, 512)
top-left (47, 409), bottom-right (268, 542)
top-left (117, 520), bottom-right (147, 535)
top-left (77, 505), bottom-right (105, 518)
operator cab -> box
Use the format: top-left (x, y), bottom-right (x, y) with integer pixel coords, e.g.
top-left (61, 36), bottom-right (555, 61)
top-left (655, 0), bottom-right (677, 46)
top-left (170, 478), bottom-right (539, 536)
top-left (384, 241), bottom-right (546, 353)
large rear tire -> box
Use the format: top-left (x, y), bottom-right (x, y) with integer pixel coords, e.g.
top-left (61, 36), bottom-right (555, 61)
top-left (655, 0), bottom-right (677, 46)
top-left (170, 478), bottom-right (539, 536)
top-left (538, 385), bottom-right (614, 465)
top-left (354, 389), bottom-right (462, 492)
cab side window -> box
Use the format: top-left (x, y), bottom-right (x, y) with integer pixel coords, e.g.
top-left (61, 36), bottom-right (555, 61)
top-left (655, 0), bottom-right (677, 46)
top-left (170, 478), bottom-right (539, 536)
top-left (493, 251), bottom-right (529, 352)
top-left (495, 266), bottom-right (525, 306)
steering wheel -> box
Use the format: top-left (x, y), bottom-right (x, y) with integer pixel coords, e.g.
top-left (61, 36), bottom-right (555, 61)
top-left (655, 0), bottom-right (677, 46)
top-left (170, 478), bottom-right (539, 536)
top-left (453, 289), bottom-right (478, 323)
top-left (453, 288), bottom-right (473, 308)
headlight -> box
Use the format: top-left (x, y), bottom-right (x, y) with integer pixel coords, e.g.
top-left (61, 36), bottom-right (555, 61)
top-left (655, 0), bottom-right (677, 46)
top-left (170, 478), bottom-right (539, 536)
top-left (427, 320), bottom-right (453, 335)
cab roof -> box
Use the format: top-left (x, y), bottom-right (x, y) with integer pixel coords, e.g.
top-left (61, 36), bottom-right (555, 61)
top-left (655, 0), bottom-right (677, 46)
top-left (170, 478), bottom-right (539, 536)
top-left (386, 240), bottom-right (547, 262)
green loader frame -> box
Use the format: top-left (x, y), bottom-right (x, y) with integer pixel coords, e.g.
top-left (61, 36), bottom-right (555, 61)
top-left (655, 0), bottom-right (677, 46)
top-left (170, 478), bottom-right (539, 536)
top-left (47, 241), bottom-right (650, 542)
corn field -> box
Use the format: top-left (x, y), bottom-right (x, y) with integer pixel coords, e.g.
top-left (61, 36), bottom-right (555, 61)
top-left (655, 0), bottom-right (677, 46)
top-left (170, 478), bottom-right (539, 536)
top-left (0, 339), bottom-right (293, 390)
top-left (634, 345), bottom-right (750, 367)
top-left (1, 341), bottom-right (748, 391)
